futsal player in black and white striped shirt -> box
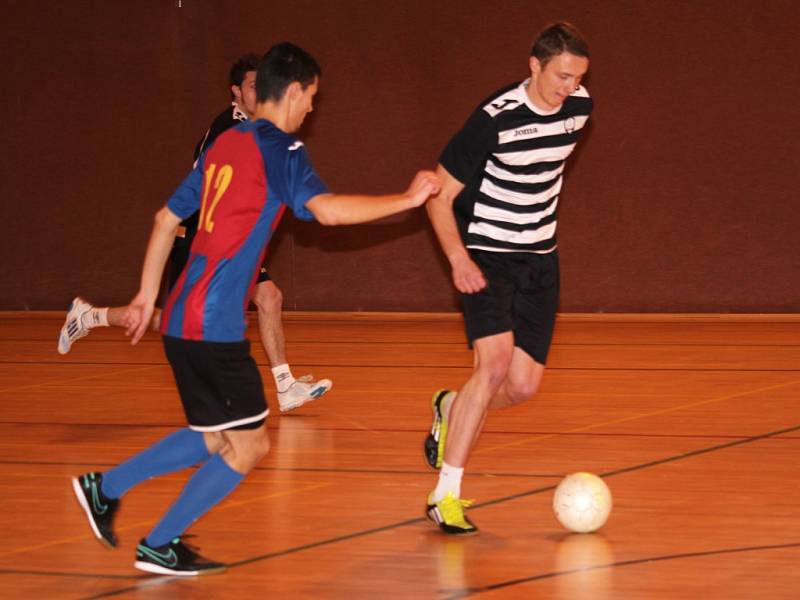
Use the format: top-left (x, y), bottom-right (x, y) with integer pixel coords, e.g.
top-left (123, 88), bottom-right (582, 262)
top-left (423, 22), bottom-right (593, 535)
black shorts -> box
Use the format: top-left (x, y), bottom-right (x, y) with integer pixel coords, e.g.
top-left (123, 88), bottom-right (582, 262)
top-left (461, 249), bottom-right (559, 365)
top-left (162, 336), bottom-right (268, 431)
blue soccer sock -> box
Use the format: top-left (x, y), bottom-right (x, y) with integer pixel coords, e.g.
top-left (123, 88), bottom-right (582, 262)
top-left (145, 453), bottom-right (244, 548)
top-left (101, 428), bottom-right (211, 499)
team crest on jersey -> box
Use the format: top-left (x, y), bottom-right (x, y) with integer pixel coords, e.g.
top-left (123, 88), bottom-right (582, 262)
top-left (564, 117), bottom-right (576, 133)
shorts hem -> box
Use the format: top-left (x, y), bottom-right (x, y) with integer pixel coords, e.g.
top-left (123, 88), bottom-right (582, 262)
top-left (188, 409), bottom-right (269, 432)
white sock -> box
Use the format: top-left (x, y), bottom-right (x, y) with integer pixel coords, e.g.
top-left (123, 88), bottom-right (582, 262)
top-left (82, 307), bottom-right (109, 329)
top-left (432, 462), bottom-right (464, 502)
top-left (271, 364), bottom-right (296, 393)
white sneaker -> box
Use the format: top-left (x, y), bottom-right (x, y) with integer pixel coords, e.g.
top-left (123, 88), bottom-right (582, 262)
top-left (278, 375), bottom-right (332, 412)
top-left (57, 297), bottom-right (93, 354)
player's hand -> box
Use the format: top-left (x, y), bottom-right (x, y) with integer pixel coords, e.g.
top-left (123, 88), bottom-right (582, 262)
top-left (451, 255), bottom-right (487, 294)
top-left (405, 170), bottom-right (441, 207)
top-left (122, 292), bottom-right (155, 345)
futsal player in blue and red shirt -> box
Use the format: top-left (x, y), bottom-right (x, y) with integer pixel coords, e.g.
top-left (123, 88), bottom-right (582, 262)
top-left (71, 42), bottom-right (440, 576)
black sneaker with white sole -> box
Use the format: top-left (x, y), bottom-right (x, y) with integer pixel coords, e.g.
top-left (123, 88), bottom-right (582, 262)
top-left (72, 472), bottom-right (120, 548)
top-left (135, 537), bottom-right (227, 576)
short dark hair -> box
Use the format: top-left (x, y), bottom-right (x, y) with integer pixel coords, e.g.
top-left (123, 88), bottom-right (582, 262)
top-left (531, 22), bottom-right (589, 68)
top-left (229, 53), bottom-right (261, 88)
top-left (256, 42), bottom-right (322, 103)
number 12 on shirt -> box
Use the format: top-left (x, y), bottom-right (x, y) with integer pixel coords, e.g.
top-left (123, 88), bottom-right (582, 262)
top-left (199, 163), bottom-right (233, 233)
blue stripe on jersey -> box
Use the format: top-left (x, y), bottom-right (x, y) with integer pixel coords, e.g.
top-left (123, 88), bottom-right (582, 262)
top-left (164, 255), bottom-right (207, 339)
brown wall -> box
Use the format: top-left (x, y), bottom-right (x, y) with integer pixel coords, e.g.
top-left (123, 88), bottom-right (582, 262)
top-left (2, 0), bottom-right (798, 312)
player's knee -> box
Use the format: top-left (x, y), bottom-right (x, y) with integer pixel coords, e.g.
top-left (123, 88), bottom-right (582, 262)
top-left (257, 431), bottom-right (271, 459)
top-left (229, 434), bottom-right (269, 473)
top-left (478, 355), bottom-right (513, 392)
top-left (506, 378), bottom-right (541, 405)
top-left (245, 430), bottom-right (271, 466)
top-left (253, 282), bottom-right (282, 314)
top-left (203, 430), bottom-right (228, 454)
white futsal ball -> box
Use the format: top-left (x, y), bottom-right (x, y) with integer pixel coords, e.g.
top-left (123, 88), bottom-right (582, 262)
top-left (552, 472), bottom-right (612, 533)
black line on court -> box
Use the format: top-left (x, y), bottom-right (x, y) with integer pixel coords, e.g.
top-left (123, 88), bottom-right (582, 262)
top-left (30, 422), bottom-right (792, 598)
top-left (5, 420), bottom-right (791, 440)
top-left (439, 542), bottom-right (800, 599)
top-left (0, 569), bottom-right (142, 580)
top-left (0, 458), bottom-right (561, 479)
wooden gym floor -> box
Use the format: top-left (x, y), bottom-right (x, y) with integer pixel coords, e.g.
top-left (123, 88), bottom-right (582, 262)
top-left (0, 311), bottom-right (798, 599)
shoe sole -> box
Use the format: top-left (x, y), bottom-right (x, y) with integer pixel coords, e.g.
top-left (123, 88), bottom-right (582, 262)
top-left (134, 560), bottom-right (227, 576)
top-left (58, 298), bottom-right (89, 355)
top-left (57, 300), bottom-right (76, 355)
top-left (425, 506), bottom-right (479, 536)
top-left (425, 390), bottom-right (449, 470)
top-left (71, 477), bottom-right (115, 549)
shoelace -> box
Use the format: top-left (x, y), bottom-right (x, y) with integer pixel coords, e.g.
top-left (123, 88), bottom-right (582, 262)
top-left (440, 495), bottom-right (475, 524)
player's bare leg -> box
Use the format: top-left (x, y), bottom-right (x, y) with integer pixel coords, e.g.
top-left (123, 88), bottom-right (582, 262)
top-left (59, 298), bottom-right (161, 354)
top-left (252, 280), bottom-right (332, 412)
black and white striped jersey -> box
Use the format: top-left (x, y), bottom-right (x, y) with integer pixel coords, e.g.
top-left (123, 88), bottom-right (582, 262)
top-left (440, 79), bottom-right (593, 254)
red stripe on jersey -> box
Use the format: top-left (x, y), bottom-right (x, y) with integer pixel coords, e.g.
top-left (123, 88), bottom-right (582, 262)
top-left (181, 256), bottom-right (220, 340)
top-left (160, 257), bottom-right (191, 335)
top-left (192, 131), bottom-right (266, 262)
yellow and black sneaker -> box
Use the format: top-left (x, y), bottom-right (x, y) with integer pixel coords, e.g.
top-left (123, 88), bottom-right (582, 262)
top-left (426, 492), bottom-right (479, 536)
top-left (134, 536), bottom-right (227, 576)
top-left (424, 390), bottom-right (452, 469)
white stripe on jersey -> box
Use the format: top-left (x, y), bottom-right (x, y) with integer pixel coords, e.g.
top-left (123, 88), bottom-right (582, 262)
top-left (494, 143), bottom-right (577, 166)
top-left (468, 220), bottom-right (557, 245)
top-left (497, 115), bottom-right (589, 145)
top-left (474, 197), bottom-right (558, 225)
top-left (479, 176), bottom-right (563, 206)
top-left (485, 160), bottom-right (564, 184)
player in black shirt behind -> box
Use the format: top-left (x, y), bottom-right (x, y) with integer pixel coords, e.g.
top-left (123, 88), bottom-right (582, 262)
top-left (58, 54), bottom-right (332, 412)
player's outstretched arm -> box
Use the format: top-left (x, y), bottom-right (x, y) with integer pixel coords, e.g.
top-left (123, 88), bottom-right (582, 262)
top-left (426, 164), bottom-right (487, 294)
top-left (305, 170), bottom-right (440, 226)
top-left (122, 206), bottom-right (182, 344)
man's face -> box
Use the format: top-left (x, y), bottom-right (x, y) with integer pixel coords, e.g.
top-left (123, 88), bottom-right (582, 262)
top-left (233, 70), bottom-right (258, 118)
top-left (287, 77), bottom-right (319, 133)
top-left (528, 52), bottom-right (589, 111)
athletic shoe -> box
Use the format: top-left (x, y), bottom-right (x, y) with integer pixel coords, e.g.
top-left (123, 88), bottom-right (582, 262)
top-left (58, 297), bottom-right (93, 354)
top-left (278, 375), bottom-right (333, 412)
top-left (426, 492), bottom-right (478, 536)
top-left (134, 537), bottom-right (226, 576)
top-left (424, 389), bottom-right (452, 469)
top-left (72, 472), bottom-right (120, 548)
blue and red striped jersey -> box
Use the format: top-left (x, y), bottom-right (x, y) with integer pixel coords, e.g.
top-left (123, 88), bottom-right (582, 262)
top-left (160, 119), bottom-right (327, 342)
